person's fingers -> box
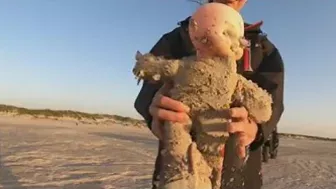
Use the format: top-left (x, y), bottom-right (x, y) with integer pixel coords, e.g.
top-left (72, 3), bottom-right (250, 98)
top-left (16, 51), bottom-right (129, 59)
top-left (149, 105), bottom-right (189, 123)
top-left (227, 121), bottom-right (245, 134)
top-left (153, 82), bottom-right (190, 113)
top-left (229, 107), bottom-right (248, 120)
top-left (238, 133), bottom-right (250, 147)
top-left (152, 94), bottom-right (190, 113)
top-left (149, 81), bottom-right (190, 124)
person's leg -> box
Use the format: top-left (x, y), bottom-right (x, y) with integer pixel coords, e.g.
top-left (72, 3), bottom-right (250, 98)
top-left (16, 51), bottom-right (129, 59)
top-left (269, 137), bottom-right (274, 158)
top-left (274, 128), bottom-right (279, 148)
top-left (270, 128), bottom-right (279, 159)
top-left (262, 143), bottom-right (269, 163)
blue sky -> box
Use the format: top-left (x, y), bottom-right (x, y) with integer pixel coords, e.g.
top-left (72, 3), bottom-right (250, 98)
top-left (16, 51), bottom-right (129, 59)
top-left (0, 0), bottom-right (335, 137)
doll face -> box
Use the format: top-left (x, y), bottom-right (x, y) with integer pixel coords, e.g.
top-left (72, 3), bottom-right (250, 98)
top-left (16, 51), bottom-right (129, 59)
top-left (189, 3), bottom-right (246, 60)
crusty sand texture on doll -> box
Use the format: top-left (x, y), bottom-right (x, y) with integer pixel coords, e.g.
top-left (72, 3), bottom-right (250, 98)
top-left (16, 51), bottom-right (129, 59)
top-left (132, 3), bottom-right (273, 189)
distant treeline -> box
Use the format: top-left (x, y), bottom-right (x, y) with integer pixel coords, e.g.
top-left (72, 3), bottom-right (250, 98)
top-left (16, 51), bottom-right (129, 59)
top-left (0, 104), bottom-right (145, 125)
top-left (0, 104), bottom-right (335, 141)
top-left (279, 133), bottom-right (336, 141)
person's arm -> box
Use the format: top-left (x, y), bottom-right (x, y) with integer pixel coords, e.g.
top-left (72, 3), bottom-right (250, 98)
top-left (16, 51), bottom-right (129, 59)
top-left (134, 28), bottom-right (180, 129)
top-left (249, 39), bottom-right (285, 151)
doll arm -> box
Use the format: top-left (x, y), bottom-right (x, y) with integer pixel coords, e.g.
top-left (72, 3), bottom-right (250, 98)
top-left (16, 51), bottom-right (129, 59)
top-left (232, 74), bottom-right (273, 124)
top-left (133, 51), bottom-right (181, 84)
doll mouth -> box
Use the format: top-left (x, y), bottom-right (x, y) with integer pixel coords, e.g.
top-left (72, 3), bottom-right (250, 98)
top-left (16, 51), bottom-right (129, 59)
top-left (134, 70), bottom-right (145, 85)
top-left (133, 69), bottom-right (144, 77)
top-left (133, 70), bottom-right (161, 85)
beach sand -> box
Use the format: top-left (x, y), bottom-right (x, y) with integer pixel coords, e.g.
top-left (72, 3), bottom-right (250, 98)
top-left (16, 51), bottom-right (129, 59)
top-left (0, 115), bottom-right (335, 189)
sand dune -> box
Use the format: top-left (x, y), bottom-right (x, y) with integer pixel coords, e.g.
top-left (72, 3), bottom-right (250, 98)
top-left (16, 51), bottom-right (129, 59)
top-left (0, 117), bottom-right (335, 189)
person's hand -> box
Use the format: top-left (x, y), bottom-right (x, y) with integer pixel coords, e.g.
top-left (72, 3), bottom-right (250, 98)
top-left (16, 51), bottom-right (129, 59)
top-left (227, 107), bottom-right (258, 159)
top-left (149, 82), bottom-right (190, 140)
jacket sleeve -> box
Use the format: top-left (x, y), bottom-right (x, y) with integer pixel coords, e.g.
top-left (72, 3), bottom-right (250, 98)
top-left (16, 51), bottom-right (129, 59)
top-left (249, 39), bottom-right (285, 151)
top-left (133, 28), bottom-right (179, 129)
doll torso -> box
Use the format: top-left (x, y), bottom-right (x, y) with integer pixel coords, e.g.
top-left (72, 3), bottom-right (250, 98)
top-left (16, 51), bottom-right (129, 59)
top-left (170, 56), bottom-right (239, 114)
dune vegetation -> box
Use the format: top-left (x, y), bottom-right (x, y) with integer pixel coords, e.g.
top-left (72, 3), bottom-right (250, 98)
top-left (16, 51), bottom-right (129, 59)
top-left (0, 104), bottom-right (335, 141)
top-left (0, 104), bottom-right (145, 126)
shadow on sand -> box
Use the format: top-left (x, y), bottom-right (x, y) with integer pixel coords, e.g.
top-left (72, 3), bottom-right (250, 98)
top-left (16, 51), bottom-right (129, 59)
top-left (0, 151), bottom-right (105, 189)
top-left (0, 152), bottom-right (26, 189)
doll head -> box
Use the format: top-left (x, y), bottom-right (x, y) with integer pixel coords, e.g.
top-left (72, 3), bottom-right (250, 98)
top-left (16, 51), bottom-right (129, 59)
top-left (188, 2), bottom-right (247, 60)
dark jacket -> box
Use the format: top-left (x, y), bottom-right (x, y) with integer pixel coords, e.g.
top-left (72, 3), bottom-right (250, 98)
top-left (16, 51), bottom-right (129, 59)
top-left (134, 17), bottom-right (285, 189)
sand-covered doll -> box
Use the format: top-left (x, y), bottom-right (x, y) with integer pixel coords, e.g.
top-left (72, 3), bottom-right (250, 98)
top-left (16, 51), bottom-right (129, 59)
top-left (132, 2), bottom-right (273, 189)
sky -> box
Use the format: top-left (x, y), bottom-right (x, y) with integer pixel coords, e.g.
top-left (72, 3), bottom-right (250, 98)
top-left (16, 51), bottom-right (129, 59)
top-left (0, 0), bottom-right (335, 138)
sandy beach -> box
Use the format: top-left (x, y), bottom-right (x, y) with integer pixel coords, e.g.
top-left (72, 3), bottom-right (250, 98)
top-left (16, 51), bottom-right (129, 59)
top-left (0, 115), bottom-right (336, 189)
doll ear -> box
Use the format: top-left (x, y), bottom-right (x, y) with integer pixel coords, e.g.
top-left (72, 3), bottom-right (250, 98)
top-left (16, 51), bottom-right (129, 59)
top-left (135, 51), bottom-right (143, 60)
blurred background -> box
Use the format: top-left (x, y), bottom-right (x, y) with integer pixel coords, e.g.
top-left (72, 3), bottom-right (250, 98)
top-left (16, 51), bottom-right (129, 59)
top-left (0, 0), bottom-right (335, 137)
